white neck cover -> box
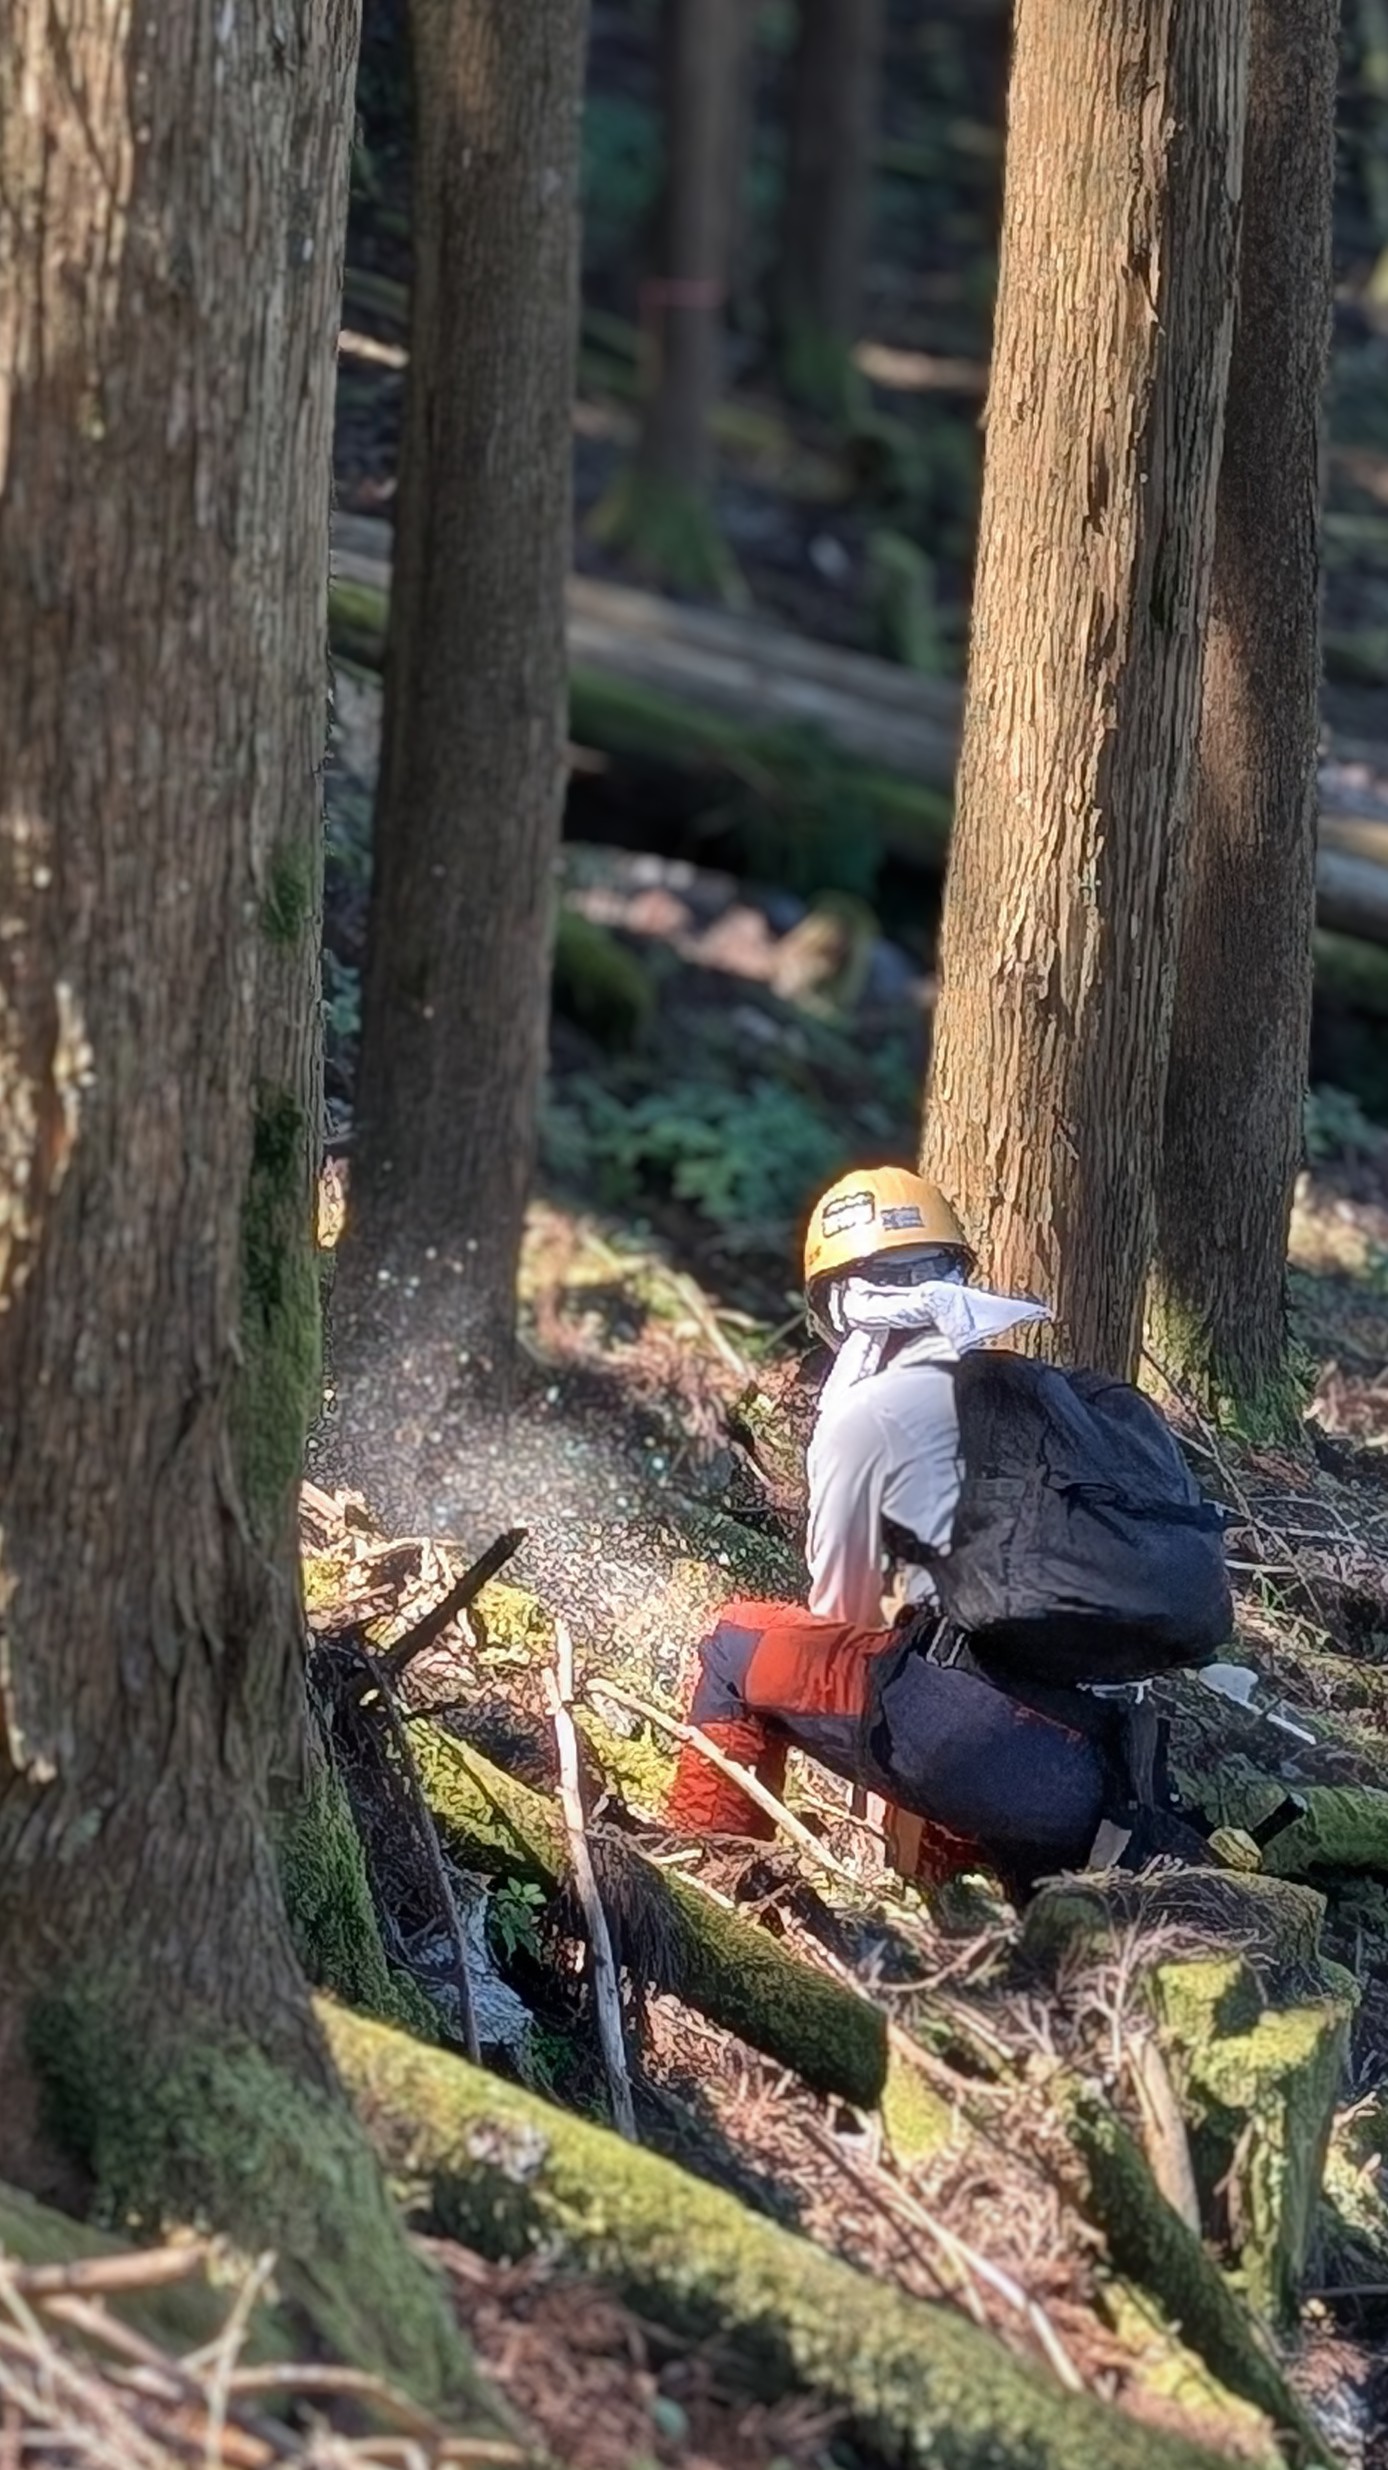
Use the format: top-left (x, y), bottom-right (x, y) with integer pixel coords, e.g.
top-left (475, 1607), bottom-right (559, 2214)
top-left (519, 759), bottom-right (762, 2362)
top-left (819, 1276), bottom-right (1050, 1418)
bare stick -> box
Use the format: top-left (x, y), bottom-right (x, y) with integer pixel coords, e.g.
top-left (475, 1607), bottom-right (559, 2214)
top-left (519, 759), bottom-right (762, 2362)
top-left (11, 2248), bottom-right (210, 2300)
top-left (586, 1672), bottom-right (861, 1889)
top-left (378, 1526), bottom-right (527, 1685)
top-left (1128, 2033), bottom-right (1202, 2235)
top-left (546, 1628), bottom-right (637, 2142)
top-left (804, 2121), bottom-right (1086, 2394)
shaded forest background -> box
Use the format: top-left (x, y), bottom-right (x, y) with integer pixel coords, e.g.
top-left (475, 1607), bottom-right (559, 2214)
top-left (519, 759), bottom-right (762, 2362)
top-left (326, 0), bottom-right (1388, 1320)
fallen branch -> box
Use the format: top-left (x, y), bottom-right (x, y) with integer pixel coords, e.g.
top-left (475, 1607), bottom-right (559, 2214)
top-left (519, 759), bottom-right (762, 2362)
top-left (331, 517), bottom-right (1388, 950)
top-left (408, 1721), bottom-right (889, 2106)
top-left (586, 1672), bottom-right (864, 1888)
top-left (544, 1624), bottom-right (636, 2141)
top-left (1127, 2034), bottom-right (1202, 2237)
top-left (377, 1528), bottom-right (527, 1687)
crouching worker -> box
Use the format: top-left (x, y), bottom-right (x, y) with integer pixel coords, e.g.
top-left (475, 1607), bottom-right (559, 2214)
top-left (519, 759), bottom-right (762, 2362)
top-left (665, 1597), bottom-right (1126, 1902)
top-left (664, 1165), bottom-right (1233, 1900)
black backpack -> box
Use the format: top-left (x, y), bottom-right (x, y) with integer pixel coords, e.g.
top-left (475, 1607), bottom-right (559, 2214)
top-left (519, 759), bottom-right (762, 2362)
top-left (904, 1350), bottom-right (1233, 1687)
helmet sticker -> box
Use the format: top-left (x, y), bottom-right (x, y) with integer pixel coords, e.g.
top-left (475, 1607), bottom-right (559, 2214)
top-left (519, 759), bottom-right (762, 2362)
top-left (819, 1189), bottom-right (877, 1238)
top-left (880, 1204), bottom-right (924, 1230)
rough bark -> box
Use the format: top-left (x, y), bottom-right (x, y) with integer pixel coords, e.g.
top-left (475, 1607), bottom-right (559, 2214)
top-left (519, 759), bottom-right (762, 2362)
top-left (335, 0), bottom-right (589, 1403)
top-left (920, 0), bottom-right (1248, 1377)
top-left (774, 0), bottom-right (886, 413)
top-left (1149, 0), bottom-right (1337, 1427)
top-left (327, 2002), bottom-right (1238, 2470)
top-left (410, 1722), bottom-right (890, 2107)
top-left (0, 0), bottom-right (470, 2402)
top-left (596, 0), bottom-right (746, 595)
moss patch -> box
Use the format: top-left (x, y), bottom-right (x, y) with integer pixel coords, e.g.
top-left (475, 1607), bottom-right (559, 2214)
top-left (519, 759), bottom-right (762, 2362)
top-left (28, 1994), bottom-right (475, 2411)
top-left (235, 1086), bottom-right (322, 1537)
top-left (261, 843), bottom-right (314, 947)
top-left (553, 908), bottom-right (656, 1051)
top-left (1159, 1996), bottom-right (1352, 2327)
top-left (277, 1750), bottom-right (439, 2042)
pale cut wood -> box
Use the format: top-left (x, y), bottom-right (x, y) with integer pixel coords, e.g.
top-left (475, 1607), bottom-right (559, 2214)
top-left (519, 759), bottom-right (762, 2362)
top-left (545, 1627), bottom-right (636, 2142)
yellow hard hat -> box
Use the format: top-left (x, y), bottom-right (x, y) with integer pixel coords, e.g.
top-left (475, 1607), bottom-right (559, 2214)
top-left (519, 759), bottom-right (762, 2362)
top-left (803, 1166), bottom-right (971, 1288)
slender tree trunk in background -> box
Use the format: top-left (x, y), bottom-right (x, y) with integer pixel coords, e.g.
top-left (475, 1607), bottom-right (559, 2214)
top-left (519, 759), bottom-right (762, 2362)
top-left (0, 0), bottom-right (464, 2396)
top-left (595, 0), bottom-right (746, 597)
top-left (774, 0), bottom-right (885, 414)
top-left (335, 0), bottom-right (590, 1441)
top-left (920, 0), bottom-right (1248, 1378)
top-left (1149, 0), bottom-right (1337, 1431)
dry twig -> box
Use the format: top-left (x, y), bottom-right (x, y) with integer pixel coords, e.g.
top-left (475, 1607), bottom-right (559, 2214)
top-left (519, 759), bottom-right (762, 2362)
top-left (546, 1626), bottom-right (637, 2141)
top-left (586, 1673), bottom-right (862, 1888)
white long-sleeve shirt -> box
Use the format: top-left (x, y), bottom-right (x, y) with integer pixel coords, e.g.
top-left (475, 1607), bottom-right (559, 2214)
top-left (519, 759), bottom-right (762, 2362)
top-left (805, 1344), bottom-right (963, 1629)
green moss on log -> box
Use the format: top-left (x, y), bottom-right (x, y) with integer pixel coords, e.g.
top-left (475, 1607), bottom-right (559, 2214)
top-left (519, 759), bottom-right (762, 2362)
top-left (1099, 2282), bottom-right (1282, 2470)
top-left (326, 2002), bottom-right (1235, 2470)
top-left (1154, 1979), bottom-right (1352, 2327)
top-left (553, 907), bottom-right (656, 1051)
top-left (323, 577), bottom-right (954, 884)
top-left (1259, 1785), bottom-right (1388, 1878)
top-left (1057, 2081), bottom-right (1333, 2467)
top-left (328, 576), bottom-right (388, 669)
top-left (28, 1995), bottom-right (478, 2412)
top-left (410, 1721), bottom-right (888, 2107)
top-left (880, 2054), bottom-right (958, 2167)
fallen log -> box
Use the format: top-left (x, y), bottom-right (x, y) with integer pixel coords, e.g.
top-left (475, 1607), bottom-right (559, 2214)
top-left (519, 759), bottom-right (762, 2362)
top-left (329, 515), bottom-right (1388, 949)
top-left (1058, 2084), bottom-right (1332, 2470)
top-left (410, 1719), bottom-right (889, 2108)
top-left (324, 2001), bottom-right (1240, 2470)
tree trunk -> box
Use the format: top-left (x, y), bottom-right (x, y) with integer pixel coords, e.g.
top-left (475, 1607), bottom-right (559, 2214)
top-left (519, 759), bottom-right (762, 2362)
top-left (0, 0), bottom-right (471, 2403)
top-left (334, 0), bottom-right (589, 1420)
top-left (595, 0), bottom-right (746, 597)
top-left (920, 0), bottom-right (1248, 1377)
top-left (774, 0), bottom-right (885, 413)
top-left (1148, 0), bottom-right (1337, 1429)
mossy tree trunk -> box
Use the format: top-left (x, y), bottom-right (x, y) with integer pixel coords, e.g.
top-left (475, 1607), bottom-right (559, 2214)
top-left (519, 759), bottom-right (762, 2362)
top-left (1149, 0), bottom-right (1338, 1432)
top-left (921, 0), bottom-right (1248, 1377)
top-left (774, 0), bottom-right (885, 416)
top-left (334, 0), bottom-right (590, 1422)
top-left (0, 0), bottom-right (474, 2407)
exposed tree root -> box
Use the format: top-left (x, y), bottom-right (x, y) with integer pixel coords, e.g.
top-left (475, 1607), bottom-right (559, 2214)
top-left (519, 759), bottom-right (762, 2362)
top-left (25, 1991), bottom-right (491, 2422)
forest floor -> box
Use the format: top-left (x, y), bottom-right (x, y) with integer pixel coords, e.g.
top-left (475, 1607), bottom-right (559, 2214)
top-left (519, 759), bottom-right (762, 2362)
top-left (310, 648), bottom-right (1388, 2466)
top-left (300, 1113), bottom-right (1388, 2470)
